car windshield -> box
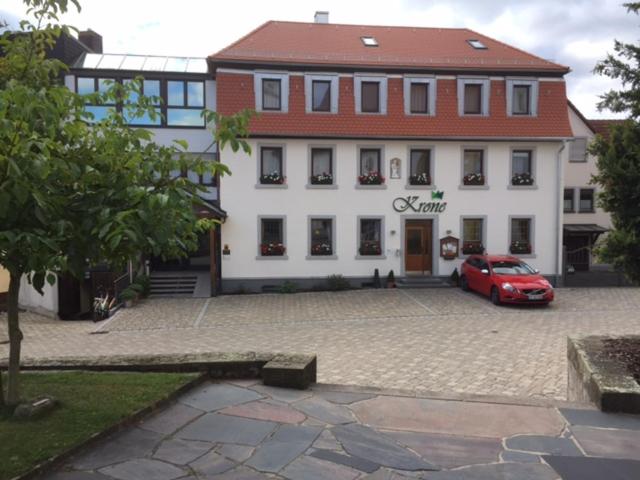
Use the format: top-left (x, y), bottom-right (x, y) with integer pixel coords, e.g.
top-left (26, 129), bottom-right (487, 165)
top-left (490, 261), bottom-right (536, 275)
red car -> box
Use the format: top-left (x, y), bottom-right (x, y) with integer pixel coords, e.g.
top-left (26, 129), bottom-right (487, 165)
top-left (460, 254), bottom-right (554, 305)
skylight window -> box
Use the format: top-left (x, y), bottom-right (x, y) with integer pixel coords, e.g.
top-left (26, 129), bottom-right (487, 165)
top-left (361, 36), bottom-right (378, 47)
top-left (467, 39), bottom-right (487, 49)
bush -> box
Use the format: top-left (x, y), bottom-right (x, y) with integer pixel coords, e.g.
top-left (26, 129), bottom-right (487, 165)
top-left (279, 281), bottom-right (298, 294)
top-left (134, 274), bottom-right (151, 297)
top-left (326, 274), bottom-right (351, 291)
top-left (120, 288), bottom-right (138, 301)
top-left (128, 282), bottom-right (144, 294)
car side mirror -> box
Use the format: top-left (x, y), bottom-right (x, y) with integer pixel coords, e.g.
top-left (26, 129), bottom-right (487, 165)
top-left (481, 269), bottom-right (490, 275)
top-left (534, 269), bottom-right (540, 274)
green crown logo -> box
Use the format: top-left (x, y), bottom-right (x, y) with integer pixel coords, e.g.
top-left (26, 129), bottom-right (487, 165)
top-left (431, 190), bottom-right (444, 200)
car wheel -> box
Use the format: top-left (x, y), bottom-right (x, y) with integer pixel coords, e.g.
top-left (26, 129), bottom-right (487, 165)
top-left (490, 286), bottom-right (501, 305)
top-left (461, 275), bottom-right (469, 292)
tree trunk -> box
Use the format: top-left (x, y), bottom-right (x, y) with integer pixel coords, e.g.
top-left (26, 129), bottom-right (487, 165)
top-left (6, 271), bottom-right (23, 406)
top-left (0, 363), bottom-right (4, 408)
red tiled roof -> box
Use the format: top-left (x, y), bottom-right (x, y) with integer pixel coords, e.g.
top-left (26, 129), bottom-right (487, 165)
top-left (210, 21), bottom-right (569, 74)
top-left (589, 119), bottom-right (626, 140)
top-left (217, 73), bottom-right (573, 138)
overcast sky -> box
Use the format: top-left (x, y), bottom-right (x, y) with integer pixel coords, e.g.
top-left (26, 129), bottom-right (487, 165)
top-left (1, 0), bottom-right (636, 118)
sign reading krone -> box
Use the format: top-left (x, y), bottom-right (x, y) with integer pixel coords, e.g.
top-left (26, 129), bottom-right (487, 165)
top-left (392, 193), bottom-right (447, 213)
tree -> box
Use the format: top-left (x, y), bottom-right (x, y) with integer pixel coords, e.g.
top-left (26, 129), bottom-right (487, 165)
top-left (0, 0), bottom-right (252, 406)
top-left (590, 2), bottom-right (640, 284)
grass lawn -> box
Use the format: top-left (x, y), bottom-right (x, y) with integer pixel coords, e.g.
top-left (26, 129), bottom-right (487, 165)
top-left (0, 371), bottom-right (199, 480)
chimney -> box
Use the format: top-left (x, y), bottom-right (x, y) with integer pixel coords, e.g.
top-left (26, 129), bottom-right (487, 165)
top-left (78, 29), bottom-right (103, 54)
top-left (314, 11), bottom-right (329, 24)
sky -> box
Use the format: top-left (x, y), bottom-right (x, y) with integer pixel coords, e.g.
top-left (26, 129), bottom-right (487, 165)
top-left (1, 0), bottom-right (636, 119)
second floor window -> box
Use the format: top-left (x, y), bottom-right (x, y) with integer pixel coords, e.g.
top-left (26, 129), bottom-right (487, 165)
top-left (511, 150), bottom-right (534, 186)
top-left (512, 85), bottom-right (531, 115)
top-left (312, 80), bottom-right (331, 112)
top-left (409, 149), bottom-right (431, 185)
top-left (77, 76), bottom-right (113, 121)
top-left (410, 83), bottom-right (429, 113)
top-left (260, 147), bottom-right (284, 185)
top-left (564, 188), bottom-right (575, 213)
top-left (579, 189), bottom-right (595, 213)
top-left (507, 79), bottom-right (538, 116)
top-left (262, 78), bottom-right (282, 111)
top-left (462, 149), bottom-right (485, 186)
top-left (310, 148), bottom-right (333, 185)
top-left (123, 78), bottom-right (161, 126)
top-left (570, 138), bottom-right (588, 162)
top-left (464, 84), bottom-right (482, 114)
top-left (167, 80), bottom-right (205, 127)
top-left (359, 148), bottom-right (384, 185)
top-left (361, 81), bottom-right (380, 113)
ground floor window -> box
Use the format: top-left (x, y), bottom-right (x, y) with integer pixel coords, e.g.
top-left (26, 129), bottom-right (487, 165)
top-left (510, 217), bottom-right (533, 254)
top-left (579, 189), bottom-right (594, 213)
top-left (358, 218), bottom-right (382, 256)
top-left (462, 218), bottom-right (484, 254)
top-left (259, 217), bottom-right (285, 256)
top-left (511, 150), bottom-right (534, 186)
top-left (462, 149), bottom-right (485, 186)
top-left (409, 149), bottom-right (431, 185)
top-left (564, 188), bottom-right (575, 213)
top-left (310, 218), bottom-right (334, 256)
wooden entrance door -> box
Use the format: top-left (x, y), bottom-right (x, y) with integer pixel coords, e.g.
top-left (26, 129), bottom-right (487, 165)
top-left (405, 220), bottom-right (433, 275)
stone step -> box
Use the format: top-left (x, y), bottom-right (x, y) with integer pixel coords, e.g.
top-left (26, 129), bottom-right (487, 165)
top-left (397, 277), bottom-right (452, 289)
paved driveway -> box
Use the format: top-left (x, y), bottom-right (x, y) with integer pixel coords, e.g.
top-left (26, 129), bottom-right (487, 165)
top-left (3, 287), bottom-right (640, 400)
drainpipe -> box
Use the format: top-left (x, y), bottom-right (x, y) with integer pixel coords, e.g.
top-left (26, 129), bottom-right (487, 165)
top-left (555, 139), bottom-right (569, 286)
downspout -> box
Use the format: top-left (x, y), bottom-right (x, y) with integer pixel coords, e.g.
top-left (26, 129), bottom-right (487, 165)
top-left (555, 139), bottom-right (569, 286)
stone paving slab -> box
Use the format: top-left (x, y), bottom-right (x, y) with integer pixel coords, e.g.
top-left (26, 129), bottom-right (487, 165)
top-left (543, 455), bottom-right (640, 480)
top-left (5, 288), bottom-right (640, 400)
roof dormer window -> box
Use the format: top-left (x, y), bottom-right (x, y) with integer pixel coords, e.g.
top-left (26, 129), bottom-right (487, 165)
top-left (467, 39), bottom-right (487, 49)
top-left (361, 36), bottom-right (378, 47)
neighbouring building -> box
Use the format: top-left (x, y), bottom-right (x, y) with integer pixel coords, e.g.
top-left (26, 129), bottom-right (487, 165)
top-left (210, 13), bottom-right (573, 292)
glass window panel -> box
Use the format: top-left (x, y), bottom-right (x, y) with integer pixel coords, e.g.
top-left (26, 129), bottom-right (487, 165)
top-left (120, 55), bottom-right (146, 71)
top-left (312, 80), bottom-right (331, 111)
top-left (77, 77), bottom-right (95, 95)
top-left (123, 79), bottom-right (139, 103)
top-left (262, 79), bottom-right (281, 110)
top-left (144, 80), bottom-right (160, 99)
top-left (125, 108), bottom-right (162, 126)
top-left (360, 219), bottom-right (381, 255)
top-left (261, 147), bottom-right (282, 176)
top-left (361, 81), bottom-right (380, 113)
top-left (85, 106), bottom-right (110, 122)
top-left (410, 83), bottom-right (429, 113)
top-left (165, 57), bottom-right (188, 72)
top-left (512, 150), bottom-right (532, 175)
top-left (79, 53), bottom-right (102, 69)
top-left (97, 54), bottom-right (124, 69)
top-left (311, 219), bottom-right (332, 255)
top-left (511, 219), bottom-right (531, 243)
top-left (186, 58), bottom-right (208, 73)
top-left (167, 108), bottom-right (204, 126)
top-left (97, 78), bottom-right (113, 94)
top-left (464, 83), bottom-right (482, 114)
top-left (410, 149), bottom-right (430, 175)
top-left (311, 148), bottom-right (332, 176)
top-left (360, 149), bottom-right (381, 175)
top-left (407, 229), bottom-right (422, 255)
top-left (168, 81), bottom-right (185, 106)
top-left (564, 189), bottom-right (574, 212)
top-left (463, 219), bottom-right (483, 243)
top-left (187, 82), bottom-right (204, 107)
top-left (579, 189), bottom-right (594, 212)
top-left (262, 219), bottom-right (283, 244)
top-left (512, 85), bottom-right (531, 115)
top-left (570, 138), bottom-right (588, 161)
top-left (142, 56), bottom-right (167, 71)
top-left (463, 150), bottom-right (483, 175)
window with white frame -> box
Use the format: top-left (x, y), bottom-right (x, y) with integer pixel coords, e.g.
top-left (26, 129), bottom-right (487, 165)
top-left (259, 146), bottom-right (284, 185)
top-left (355, 76), bottom-right (387, 114)
top-left (510, 218), bottom-right (533, 254)
top-left (506, 79), bottom-right (538, 116)
top-left (358, 218), bottom-right (383, 256)
top-left (462, 218), bottom-right (484, 255)
top-left (511, 150), bottom-right (534, 186)
top-left (310, 148), bottom-right (334, 185)
top-left (458, 78), bottom-right (489, 116)
top-left (462, 149), bottom-right (485, 186)
top-left (259, 218), bottom-right (285, 257)
top-left (310, 218), bottom-right (334, 256)
top-left (569, 138), bottom-right (588, 162)
top-left (409, 149), bottom-right (431, 186)
top-left (254, 72), bottom-right (289, 112)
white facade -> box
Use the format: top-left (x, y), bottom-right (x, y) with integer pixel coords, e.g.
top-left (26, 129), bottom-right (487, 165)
top-left (220, 139), bottom-right (568, 290)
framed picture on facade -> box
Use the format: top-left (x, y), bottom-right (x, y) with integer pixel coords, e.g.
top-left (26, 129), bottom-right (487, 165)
top-left (390, 157), bottom-right (401, 179)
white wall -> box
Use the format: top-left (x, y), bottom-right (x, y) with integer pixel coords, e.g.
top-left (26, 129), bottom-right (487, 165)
top-left (220, 139), bottom-right (565, 282)
top-left (18, 274), bottom-right (58, 318)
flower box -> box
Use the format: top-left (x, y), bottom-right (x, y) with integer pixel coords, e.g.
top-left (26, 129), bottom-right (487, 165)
top-left (311, 243), bottom-right (333, 256)
top-left (461, 242), bottom-right (484, 255)
top-left (409, 173), bottom-right (431, 186)
top-left (310, 173), bottom-right (333, 185)
top-left (510, 241), bottom-right (532, 255)
top-left (512, 173), bottom-right (534, 186)
top-left (260, 172), bottom-right (286, 185)
top-left (358, 171), bottom-right (385, 185)
top-left (463, 173), bottom-right (485, 186)
top-left (261, 243), bottom-right (286, 256)
top-left (359, 241), bottom-right (382, 256)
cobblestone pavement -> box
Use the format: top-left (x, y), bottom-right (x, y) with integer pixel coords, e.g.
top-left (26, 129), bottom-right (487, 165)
top-left (2, 287), bottom-right (640, 400)
top-left (43, 380), bottom-right (640, 480)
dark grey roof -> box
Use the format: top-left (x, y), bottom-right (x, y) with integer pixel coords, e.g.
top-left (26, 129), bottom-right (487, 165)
top-left (563, 224), bottom-right (609, 233)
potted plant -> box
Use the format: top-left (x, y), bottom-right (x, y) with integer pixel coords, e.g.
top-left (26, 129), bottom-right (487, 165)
top-left (463, 173), bottom-right (485, 186)
top-left (358, 171), bottom-right (385, 185)
top-left (511, 172), bottom-right (534, 186)
top-left (310, 172), bottom-right (333, 185)
top-left (261, 243), bottom-right (286, 256)
top-left (134, 274), bottom-right (151, 298)
top-left (462, 242), bottom-right (484, 255)
top-left (409, 172), bottom-right (431, 185)
top-left (260, 172), bottom-right (286, 185)
top-left (510, 240), bottom-right (532, 254)
top-left (311, 243), bottom-right (333, 255)
top-left (359, 240), bottom-right (381, 256)
top-left (386, 270), bottom-right (396, 288)
top-left (120, 288), bottom-right (138, 308)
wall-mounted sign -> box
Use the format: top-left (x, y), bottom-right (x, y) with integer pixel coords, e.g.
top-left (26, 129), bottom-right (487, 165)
top-left (440, 235), bottom-right (459, 260)
top-left (392, 193), bottom-right (447, 213)
top-left (390, 158), bottom-right (401, 179)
